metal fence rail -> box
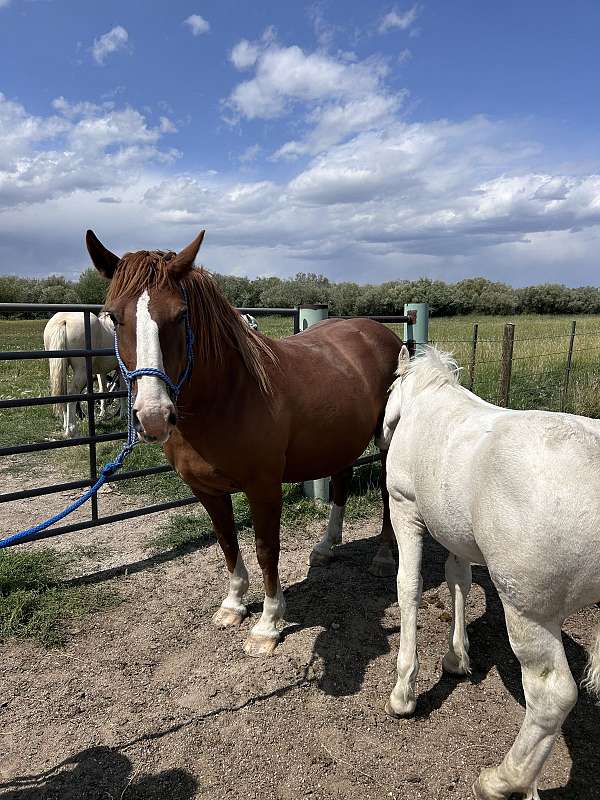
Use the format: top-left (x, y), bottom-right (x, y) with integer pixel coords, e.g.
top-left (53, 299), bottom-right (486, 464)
top-left (0, 301), bottom-right (425, 547)
top-left (0, 302), bottom-right (307, 547)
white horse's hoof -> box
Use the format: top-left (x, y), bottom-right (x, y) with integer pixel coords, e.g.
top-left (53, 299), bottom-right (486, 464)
top-left (308, 548), bottom-right (334, 567)
top-left (442, 651), bottom-right (471, 676)
top-left (472, 779), bottom-right (489, 800)
top-left (212, 607), bottom-right (246, 628)
top-left (243, 634), bottom-right (279, 657)
top-left (384, 696), bottom-right (416, 718)
top-left (473, 769), bottom-right (510, 800)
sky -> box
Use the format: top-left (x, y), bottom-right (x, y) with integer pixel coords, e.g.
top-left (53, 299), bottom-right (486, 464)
top-left (1, 0), bottom-right (599, 286)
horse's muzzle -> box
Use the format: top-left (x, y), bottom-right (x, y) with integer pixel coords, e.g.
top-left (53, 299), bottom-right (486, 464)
top-left (132, 404), bottom-right (177, 444)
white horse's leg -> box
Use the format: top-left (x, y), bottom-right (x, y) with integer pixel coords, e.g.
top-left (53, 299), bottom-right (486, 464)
top-left (385, 498), bottom-right (424, 717)
top-left (474, 605), bottom-right (577, 800)
top-left (97, 373), bottom-right (107, 419)
top-left (65, 366), bottom-right (85, 436)
top-left (442, 554), bottom-right (472, 676)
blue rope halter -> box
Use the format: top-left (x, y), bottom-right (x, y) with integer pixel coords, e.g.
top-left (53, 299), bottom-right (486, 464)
top-left (0, 288), bottom-right (194, 549)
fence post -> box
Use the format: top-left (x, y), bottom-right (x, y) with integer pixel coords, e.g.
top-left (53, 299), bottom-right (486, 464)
top-left (468, 322), bottom-right (478, 391)
top-left (83, 310), bottom-right (99, 521)
top-left (560, 320), bottom-right (576, 412)
top-left (497, 323), bottom-right (515, 407)
top-left (300, 304), bottom-right (330, 501)
top-left (403, 303), bottom-right (429, 355)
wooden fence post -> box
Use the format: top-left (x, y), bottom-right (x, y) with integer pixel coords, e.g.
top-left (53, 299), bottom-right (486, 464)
top-left (560, 320), bottom-right (576, 412)
top-left (299, 304), bottom-right (330, 501)
top-left (468, 322), bottom-right (478, 391)
top-left (497, 323), bottom-right (515, 407)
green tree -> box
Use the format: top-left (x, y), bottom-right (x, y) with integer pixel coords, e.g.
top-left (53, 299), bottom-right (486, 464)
top-left (77, 268), bottom-right (109, 305)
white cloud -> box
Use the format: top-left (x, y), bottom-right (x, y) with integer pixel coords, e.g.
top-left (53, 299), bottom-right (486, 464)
top-left (159, 116), bottom-right (177, 134)
top-left (184, 14), bottom-right (210, 36)
top-left (92, 25), bottom-right (129, 66)
top-left (2, 92), bottom-right (600, 287)
top-left (227, 38), bottom-right (399, 157)
top-left (378, 5), bottom-right (420, 33)
top-left (228, 42), bottom-right (388, 120)
top-left (274, 94), bottom-right (402, 159)
top-left (239, 143), bottom-right (261, 162)
top-left (0, 94), bottom-right (178, 209)
top-left (230, 39), bottom-right (260, 70)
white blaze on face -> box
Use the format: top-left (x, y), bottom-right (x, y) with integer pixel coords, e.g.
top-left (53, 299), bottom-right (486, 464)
top-left (133, 290), bottom-right (174, 439)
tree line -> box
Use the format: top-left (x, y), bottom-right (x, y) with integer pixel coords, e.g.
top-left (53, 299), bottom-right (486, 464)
top-left (2, 269), bottom-right (600, 318)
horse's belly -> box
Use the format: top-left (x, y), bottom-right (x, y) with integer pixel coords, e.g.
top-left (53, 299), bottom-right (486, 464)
top-left (429, 524), bottom-right (486, 565)
top-left (420, 500), bottom-right (486, 565)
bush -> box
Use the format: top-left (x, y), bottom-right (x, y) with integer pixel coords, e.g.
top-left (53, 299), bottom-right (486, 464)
top-left (77, 268), bottom-right (109, 305)
top-left (2, 266), bottom-right (600, 319)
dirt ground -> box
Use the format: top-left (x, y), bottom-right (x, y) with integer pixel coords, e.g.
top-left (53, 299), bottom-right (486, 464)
top-left (1, 458), bottom-right (599, 800)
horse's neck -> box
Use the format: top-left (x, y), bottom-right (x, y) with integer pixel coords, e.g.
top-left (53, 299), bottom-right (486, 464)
top-left (180, 344), bottom-right (258, 415)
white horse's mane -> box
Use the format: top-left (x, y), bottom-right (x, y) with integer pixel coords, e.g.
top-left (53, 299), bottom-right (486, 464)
top-left (395, 346), bottom-right (461, 393)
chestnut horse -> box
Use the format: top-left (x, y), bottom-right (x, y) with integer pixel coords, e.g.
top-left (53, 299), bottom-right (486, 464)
top-left (86, 229), bottom-right (402, 656)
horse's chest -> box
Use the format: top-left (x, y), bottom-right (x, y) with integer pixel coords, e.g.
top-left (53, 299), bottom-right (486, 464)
top-left (166, 439), bottom-right (241, 495)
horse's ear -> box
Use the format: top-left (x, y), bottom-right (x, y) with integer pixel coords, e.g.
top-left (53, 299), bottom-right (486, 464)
top-left (396, 345), bottom-right (411, 376)
top-left (86, 230), bottom-right (120, 279)
top-left (168, 230), bottom-right (205, 277)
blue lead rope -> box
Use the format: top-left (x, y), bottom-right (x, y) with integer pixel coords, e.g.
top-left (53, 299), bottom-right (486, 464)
top-left (0, 289), bottom-right (194, 550)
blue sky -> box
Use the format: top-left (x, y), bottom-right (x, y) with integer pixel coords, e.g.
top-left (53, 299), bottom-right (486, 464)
top-left (1, 0), bottom-right (599, 285)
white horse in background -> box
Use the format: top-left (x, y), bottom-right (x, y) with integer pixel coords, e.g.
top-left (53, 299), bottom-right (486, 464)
top-left (43, 312), bottom-right (124, 436)
top-left (382, 346), bottom-right (600, 800)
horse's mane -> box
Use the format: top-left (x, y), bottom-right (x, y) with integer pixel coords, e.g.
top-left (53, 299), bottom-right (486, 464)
top-left (106, 250), bottom-right (277, 394)
top-left (395, 347), bottom-right (460, 393)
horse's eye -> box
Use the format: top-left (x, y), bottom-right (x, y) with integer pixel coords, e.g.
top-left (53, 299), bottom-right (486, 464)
top-left (107, 311), bottom-right (121, 327)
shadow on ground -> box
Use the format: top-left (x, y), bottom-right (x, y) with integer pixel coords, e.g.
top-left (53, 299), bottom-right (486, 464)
top-left (0, 745), bottom-right (198, 800)
top-left (282, 533), bottom-right (600, 799)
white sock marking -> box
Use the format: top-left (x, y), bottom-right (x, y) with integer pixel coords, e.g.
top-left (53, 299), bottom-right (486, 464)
top-left (221, 552), bottom-right (249, 615)
top-left (251, 581), bottom-right (286, 640)
top-left (312, 503), bottom-right (345, 556)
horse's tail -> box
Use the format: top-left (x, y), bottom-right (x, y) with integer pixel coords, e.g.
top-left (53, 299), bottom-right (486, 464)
top-left (583, 624), bottom-right (600, 697)
top-left (44, 318), bottom-right (68, 417)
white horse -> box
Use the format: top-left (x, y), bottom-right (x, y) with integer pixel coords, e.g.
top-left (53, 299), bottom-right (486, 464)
top-left (382, 346), bottom-right (600, 800)
top-left (43, 311), bottom-right (124, 436)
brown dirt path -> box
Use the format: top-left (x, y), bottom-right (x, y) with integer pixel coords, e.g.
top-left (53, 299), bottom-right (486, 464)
top-left (0, 458), bottom-right (599, 799)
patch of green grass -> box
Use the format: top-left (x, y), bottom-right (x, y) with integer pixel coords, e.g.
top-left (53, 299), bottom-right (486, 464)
top-left (148, 470), bottom-right (382, 554)
top-left (0, 548), bottom-right (119, 647)
top-left (147, 513), bottom-right (214, 552)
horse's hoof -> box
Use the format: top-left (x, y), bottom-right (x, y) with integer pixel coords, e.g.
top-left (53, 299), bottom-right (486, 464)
top-left (472, 772), bottom-right (507, 800)
top-left (472, 779), bottom-right (487, 800)
top-left (243, 634), bottom-right (279, 657)
top-left (369, 555), bottom-right (396, 577)
top-left (384, 698), bottom-right (416, 718)
top-left (212, 607), bottom-right (246, 628)
top-left (442, 652), bottom-right (471, 677)
top-left (308, 548), bottom-right (334, 567)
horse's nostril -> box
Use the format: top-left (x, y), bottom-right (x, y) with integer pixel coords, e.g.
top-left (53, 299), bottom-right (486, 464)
top-left (168, 411), bottom-right (177, 427)
top-left (132, 408), bottom-right (142, 431)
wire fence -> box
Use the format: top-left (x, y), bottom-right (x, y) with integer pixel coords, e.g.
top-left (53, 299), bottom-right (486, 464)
top-left (431, 319), bottom-right (600, 415)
